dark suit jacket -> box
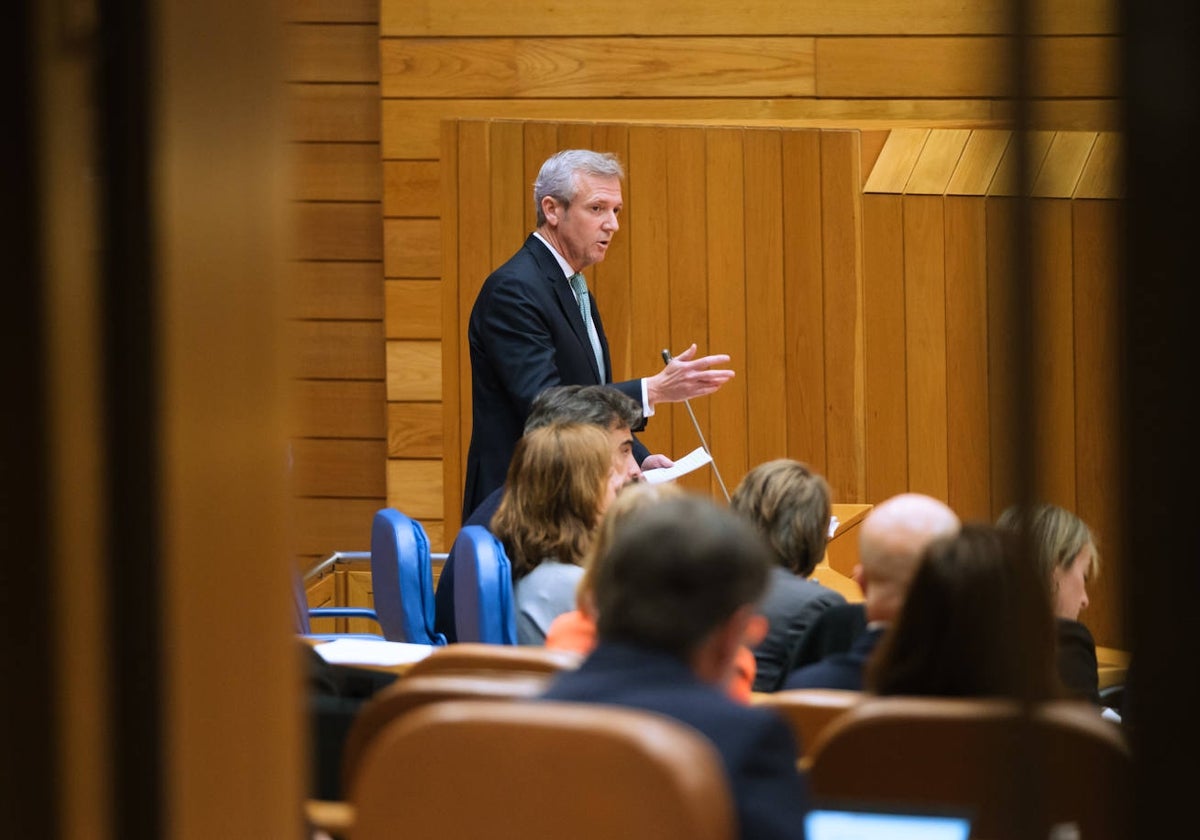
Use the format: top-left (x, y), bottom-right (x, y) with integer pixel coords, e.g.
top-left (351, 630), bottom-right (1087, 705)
top-left (783, 602), bottom-right (868, 675)
top-left (542, 642), bottom-right (810, 840)
top-left (782, 625), bottom-right (885, 692)
top-left (434, 485), bottom-right (505, 643)
top-left (752, 567), bottom-right (846, 692)
top-left (1056, 617), bottom-right (1101, 705)
top-left (463, 235), bottom-right (646, 519)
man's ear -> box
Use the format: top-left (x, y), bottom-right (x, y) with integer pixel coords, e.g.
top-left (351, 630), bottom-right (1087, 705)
top-left (541, 195), bottom-right (562, 226)
top-left (852, 563), bottom-right (867, 596)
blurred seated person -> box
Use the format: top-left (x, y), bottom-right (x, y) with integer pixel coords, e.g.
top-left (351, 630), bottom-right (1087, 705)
top-left (783, 493), bottom-right (959, 691)
top-left (541, 492), bottom-right (810, 840)
top-left (492, 422), bottom-right (625, 645)
top-left (435, 384), bottom-right (643, 642)
top-left (729, 459), bottom-right (844, 692)
top-left (866, 523), bottom-right (1062, 700)
top-left (997, 502), bottom-right (1107, 708)
top-left (545, 480), bottom-right (764, 702)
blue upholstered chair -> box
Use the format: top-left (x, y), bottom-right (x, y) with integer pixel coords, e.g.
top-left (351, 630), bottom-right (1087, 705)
top-left (370, 508), bottom-right (447, 646)
top-left (293, 565), bottom-right (383, 641)
top-left (450, 525), bottom-right (517, 645)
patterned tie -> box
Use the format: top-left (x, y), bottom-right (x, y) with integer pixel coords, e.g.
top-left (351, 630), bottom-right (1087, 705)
top-left (569, 272), bottom-right (605, 383)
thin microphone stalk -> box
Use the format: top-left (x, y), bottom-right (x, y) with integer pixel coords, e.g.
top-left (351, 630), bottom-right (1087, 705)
top-left (662, 349), bottom-right (731, 502)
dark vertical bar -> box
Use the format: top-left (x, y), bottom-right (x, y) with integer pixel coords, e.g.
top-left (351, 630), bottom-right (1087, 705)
top-left (96, 0), bottom-right (163, 835)
top-left (1, 2), bottom-right (59, 837)
top-left (1123, 0), bottom-right (1200, 835)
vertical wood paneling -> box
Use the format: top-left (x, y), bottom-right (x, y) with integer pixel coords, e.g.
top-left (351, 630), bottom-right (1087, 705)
top-left (488, 121), bottom-right (527, 274)
top-left (665, 128), bottom-right (711, 494)
top-left (985, 198), bottom-right (1019, 513)
top-left (742, 130), bottom-right (788, 470)
top-left (705, 128), bottom-right (750, 489)
top-left (1030, 199), bottom-right (1076, 506)
top-left (944, 196), bottom-right (992, 520)
top-left (820, 132), bottom-right (864, 501)
top-left (1072, 199), bottom-right (1123, 644)
top-left (903, 195), bottom-right (949, 499)
top-left (862, 193), bottom-right (908, 501)
top-left (781, 131), bottom-right (827, 475)
top-left (627, 126), bottom-right (674, 460)
top-left (438, 122), bottom-right (463, 539)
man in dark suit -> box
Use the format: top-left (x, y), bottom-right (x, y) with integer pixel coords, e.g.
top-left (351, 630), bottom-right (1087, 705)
top-left (435, 384), bottom-right (644, 642)
top-left (463, 148), bottom-right (735, 519)
top-left (783, 493), bottom-right (959, 691)
top-left (542, 493), bottom-right (810, 840)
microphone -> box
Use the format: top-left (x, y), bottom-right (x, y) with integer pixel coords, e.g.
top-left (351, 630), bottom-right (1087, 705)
top-left (661, 349), bottom-right (731, 502)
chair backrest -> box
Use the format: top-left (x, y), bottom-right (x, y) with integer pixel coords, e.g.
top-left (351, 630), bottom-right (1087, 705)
top-left (370, 508), bottom-right (445, 645)
top-left (754, 688), bottom-right (864, 762)
top-left (807, 696), bottom-right (1132, 840)
top-left (339, 671), bottom-right (553, 794)
top-left (404, 641), bottom-right (583, 679)
top-left (450, 524), bottom-right (517, 644)
top-left (349, 699), bottom-right (737, 840)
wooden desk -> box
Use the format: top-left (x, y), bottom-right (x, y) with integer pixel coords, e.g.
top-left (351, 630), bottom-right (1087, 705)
top-left (810, 503), bottom-right (872, 602)
top-left (300, 636), bottom-right (433, 677)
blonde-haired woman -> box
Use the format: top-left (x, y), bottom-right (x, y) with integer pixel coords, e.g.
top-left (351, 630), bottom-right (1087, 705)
top-left (492, 423), bottom-right (624, 645)
top-left (545, 481), bottom-right (763, 702)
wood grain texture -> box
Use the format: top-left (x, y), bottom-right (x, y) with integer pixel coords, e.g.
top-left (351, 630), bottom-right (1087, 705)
top-left (705, 128), bottom-right (750, 487)
top-left (293, 496), bottom-right (381, 556)
top-left (820, 131), bottom-right (865, 501)
top-left (1032, 131), bottom-right (1097, 198)
top-left (439, 122), bottom-right (463, 537)
top-left (944, 197), bottom-right (992, 521)
top-left (291, 438), bottom-right (388, 497)
top-left (385, 279), bottom-right (442, 339)
top-left (1029, 199), bottom-right (1076, 506)
top-left (293, 380), bottom-right (387, 439)
top-left (902, 195), bottom-right (949, 499)
top-left (592, 124), bottom-right (634, 384)
top-left (385, 340), bottom-right (442, 401)
top-left (864, 129), bottom-right (928, 194)
top-left (387, 402), bottom-right (443, 458)
top-left (382, 98), bottom-right (1006, 160)
top-left (290, 83), bottom-right (380, 142)
top-left (905, 129), bottom-right (971, 195)
top-left (290, 260), bottom-right (383, 320)
top-left (781, 130), bottom-right (827, 474)
top-left (383, 218), bottom-right (440, 277)
top-left (386, 459), bottom-right (445, 519)
top-left (288, 23), bottom-right (380, 83)
top-left (946, 130), bottom-right (1011, 196)
top-left (381, 0), bottom-right (1116, 37)
top-left (817, 36), bottom-right (1117, 99)
top-left (286, 0), bottom-right (377, 24)
top-left (1074, 132), bottom-right (1122, 199)
top-left (381, 37), bottom-right (816, 98)
top-left (294, 202), bottom-right (382, 260)
top-left (862, 194), bottom-right (908, 501)
top-left (984, 198), bottom-right (1019, 514)
top-left (293, 320), bottom-right (385, 379)
top-left (1072, 199), bottom-right (1124, 646)
top-left (291, 142), bottom-right (382, 201)
top-left (383, 160), bottom-right (439, 217)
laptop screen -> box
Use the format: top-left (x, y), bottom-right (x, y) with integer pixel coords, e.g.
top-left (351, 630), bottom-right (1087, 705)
top-left (805, 804), bottom-right (972, 840)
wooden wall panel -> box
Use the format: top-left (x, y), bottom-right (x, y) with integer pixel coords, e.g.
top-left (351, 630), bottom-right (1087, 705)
top-left (382, 218), bottom-right (440, 277)
top-left (862, 194), bottom-right (908, 501)
top-left (742, 130), bottom-right (787, 468)
top-left (291, 439), bottom-right (388, 497)
top-left (291, 142), bottom-right (381, 201)
top-left (985, 199), bottom-right (1020, 513)
top-left (1072, 200), bottom-right (1124, 644)
top-left (781, 131), bottom-right (827, 474)
top-left (820, 131), bottom-right (865, 501)
top-left (592, 124), bottom-right (634, 385)
top-left (289, 24), bottom-right (380, 82)
top-left (706, 128), bottom-right (750, 490)
top-left (385, 341), bottom-right (441, 401)
top-left (381, 1), bottom-right (1117, 37)
top-left (902, 195), bottom-right (949, 499)
top-left (380, 38), bottom-right (816, 98)
top-left (290, 83), bottom-right (380, 142)
top-left (294, 202), bottom-right (383, 261)
top-left (387, 402), bottom-right (443, 458)
top-left (290, 261), bottom-right (383, 320)
top-left (292, 497), bottom-right (379, 556)
top-left (384, 279), bottom-right (441, 339)
top-left (292, 320), bottom-right (385, 379)
top-left (382, 161), bottom-right (439, 216)
top-left (944, 197), bottom-right (992, 521)
top-left (293, 380), bottom-right (386, 438)
top-left (386, 459), bottom-right (444, 520)
top-left (1030, 200), bottom-right (1077, 506)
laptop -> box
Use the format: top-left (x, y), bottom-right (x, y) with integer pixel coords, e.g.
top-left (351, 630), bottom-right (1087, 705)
top-left (805, 801), bottom-right (972, 840)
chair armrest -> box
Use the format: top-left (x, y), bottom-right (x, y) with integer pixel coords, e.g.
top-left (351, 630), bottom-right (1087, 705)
top-left (305, 799), bottom-right (355, 839)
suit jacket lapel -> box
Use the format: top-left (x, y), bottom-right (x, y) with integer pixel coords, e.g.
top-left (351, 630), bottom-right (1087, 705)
top-left (527, 235), bottom-right (605, 383)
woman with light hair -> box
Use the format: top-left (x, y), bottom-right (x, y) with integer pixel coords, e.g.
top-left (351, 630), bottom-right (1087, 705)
top-left (997, 503), bottom-right (1104, 705)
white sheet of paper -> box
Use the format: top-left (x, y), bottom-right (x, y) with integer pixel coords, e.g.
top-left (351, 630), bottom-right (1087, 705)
top-left (641, 446), bottom-right (713, 484)
top-left (314, 638), bottom-right (435, 667)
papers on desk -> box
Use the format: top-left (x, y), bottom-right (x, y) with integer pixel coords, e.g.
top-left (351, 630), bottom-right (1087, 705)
top-left (828, 515), bottom-right (840, 538)
top-left (641, 446), bottom-right (713, 485)
top-left (314, 638), bottom-right (434, 667)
